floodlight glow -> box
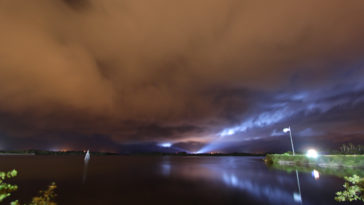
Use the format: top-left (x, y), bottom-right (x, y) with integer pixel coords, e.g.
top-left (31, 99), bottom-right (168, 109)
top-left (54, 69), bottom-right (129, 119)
top-left (306, 149), bottom-right (318, 159)
top-left (159, 143), bottom-right (172, 148)
top-left (312, 169), bottom-right (320, 180)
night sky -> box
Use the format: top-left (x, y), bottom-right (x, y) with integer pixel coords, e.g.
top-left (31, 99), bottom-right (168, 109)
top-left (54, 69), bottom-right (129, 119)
top-left (0, 0), bottom-right (364, 153)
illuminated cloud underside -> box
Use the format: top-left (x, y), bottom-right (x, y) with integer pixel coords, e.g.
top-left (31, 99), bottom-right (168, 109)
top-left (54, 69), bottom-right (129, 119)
top-left (0, 0), bottom-right (363, 152)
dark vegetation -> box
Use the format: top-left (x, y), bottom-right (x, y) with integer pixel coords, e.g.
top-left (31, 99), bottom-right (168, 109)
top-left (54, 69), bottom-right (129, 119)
top-left (336, 143), bottom-right (364, 155)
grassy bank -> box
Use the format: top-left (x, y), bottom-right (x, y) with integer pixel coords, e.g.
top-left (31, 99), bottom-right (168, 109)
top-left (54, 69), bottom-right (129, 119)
top-left (265, 154), bottom-right (364, 168)
top-left (265, 154), bottom-right (364, 178)
top-left (267, 161), bottom-right (364, 178)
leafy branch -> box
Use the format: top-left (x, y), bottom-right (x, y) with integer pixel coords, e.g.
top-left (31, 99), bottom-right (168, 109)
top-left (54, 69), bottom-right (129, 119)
top-left (335, 175), bottom-right (364, 202)
top-left (0, 170), bottom-right (57, 205)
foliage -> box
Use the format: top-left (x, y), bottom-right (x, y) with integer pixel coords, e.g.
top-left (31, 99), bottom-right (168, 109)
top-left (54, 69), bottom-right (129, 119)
top-left (335, 175), bottom-right (364, 202)
top-left (29, 182), bottom-right (57, 205)
top-left (0, 170), bottom-right (57, 205)
top-left (282, 151), bottom-right (293, 156)
top-left (338, 143), bottom-right (364, 155)
top-left (0, 170), bottom-right (18, 203)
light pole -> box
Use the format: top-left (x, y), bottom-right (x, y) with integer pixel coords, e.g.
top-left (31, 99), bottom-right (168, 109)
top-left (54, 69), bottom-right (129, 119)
top-left (283, 126), bottom-right (295, 156)
top-left (283, 126), bottom-right (301, 203)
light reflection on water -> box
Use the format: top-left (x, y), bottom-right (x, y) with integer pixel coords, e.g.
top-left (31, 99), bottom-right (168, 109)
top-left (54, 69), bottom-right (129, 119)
top-left (158, 157), bottom-right (348, 205)
top-left (82, 159), bottom-right (89, 183)
top-left (0, 156), bottom-right (360, 205)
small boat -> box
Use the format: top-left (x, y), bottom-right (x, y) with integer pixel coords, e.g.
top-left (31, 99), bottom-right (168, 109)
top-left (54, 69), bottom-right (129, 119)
top-left (84, 150), bottom-right (90, 162)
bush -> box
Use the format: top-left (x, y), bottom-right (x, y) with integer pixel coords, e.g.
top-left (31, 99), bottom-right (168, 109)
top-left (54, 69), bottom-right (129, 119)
top-left (335, 175), bottom-right (364, 202)
top-left (0, 170), bottom-right (57, 205)
top-left (0, 170), bottom-right (18, 203)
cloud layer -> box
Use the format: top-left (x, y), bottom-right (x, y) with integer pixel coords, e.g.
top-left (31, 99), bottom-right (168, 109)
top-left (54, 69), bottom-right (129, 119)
top-left (1, 0), bottom-right (364, 152)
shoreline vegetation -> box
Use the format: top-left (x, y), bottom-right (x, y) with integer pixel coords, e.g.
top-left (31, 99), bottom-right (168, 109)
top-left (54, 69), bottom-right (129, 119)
top-left (264, 144), bottom-right (364, 177)
top-left (264, 154), bottom-right (364, 178)
top-left (265, 154), bottom-right (364, 168)
top-left (265, 152), bottom-right (364, 202)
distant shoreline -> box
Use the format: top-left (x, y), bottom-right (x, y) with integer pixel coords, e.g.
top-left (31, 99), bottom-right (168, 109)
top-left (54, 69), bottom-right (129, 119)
top-left (0, 150), bottom-right (266, 157)
top-left (0, 153), bottom-right (35, 156)
top-left (0, 150), bottom-right (117, 156)
top-left (127, 152), bottom-right (266, 157)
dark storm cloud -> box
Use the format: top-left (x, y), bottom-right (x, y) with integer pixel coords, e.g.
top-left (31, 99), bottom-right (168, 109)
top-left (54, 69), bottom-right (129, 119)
top-left (0, 0), bottom-right (364, 151)
top-left (208, 69), bottom-right (364, 153)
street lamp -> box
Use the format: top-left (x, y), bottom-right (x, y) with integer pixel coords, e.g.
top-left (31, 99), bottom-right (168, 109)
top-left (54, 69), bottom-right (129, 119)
top-left (283, 126), bottom-right (295, 156)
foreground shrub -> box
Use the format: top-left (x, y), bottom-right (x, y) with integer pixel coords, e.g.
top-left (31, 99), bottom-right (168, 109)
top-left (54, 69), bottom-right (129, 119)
top-left (0, 170), bottom-right (57, 205)
top-left (335, 175), bottom-right (364, 202)
top-left (0, 170), bottom-right (18, 203)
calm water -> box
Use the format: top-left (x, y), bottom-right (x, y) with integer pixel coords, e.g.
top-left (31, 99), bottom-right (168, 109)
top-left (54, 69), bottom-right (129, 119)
top-left (0, 156), bottom-right (362, 205)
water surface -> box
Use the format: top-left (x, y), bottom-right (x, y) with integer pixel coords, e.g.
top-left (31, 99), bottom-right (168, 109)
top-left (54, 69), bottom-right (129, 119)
top-left (0, 156), bottom-right (361, 205)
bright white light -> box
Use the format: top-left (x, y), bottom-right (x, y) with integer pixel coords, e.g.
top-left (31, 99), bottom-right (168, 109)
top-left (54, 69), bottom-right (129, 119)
top-left (312, 169), bottom-right (320, 180)
top-left (306, 149), bottom-right (318, 159)
top-left (293, 192), bottom-right (302, 202)
top-left (159, 143), bottom-right (172, 148)
top-left (220, 128), bottom-right (237, 137)
top-left (283, 127), bottom-right (291, 133)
